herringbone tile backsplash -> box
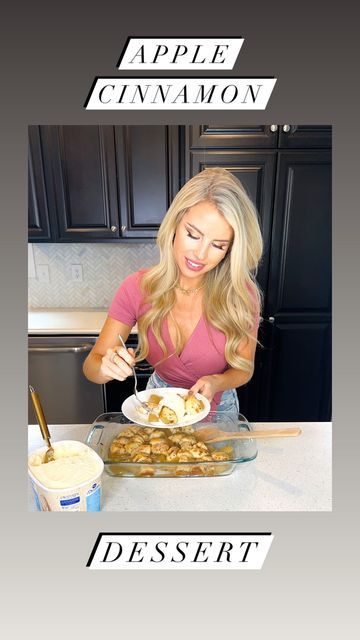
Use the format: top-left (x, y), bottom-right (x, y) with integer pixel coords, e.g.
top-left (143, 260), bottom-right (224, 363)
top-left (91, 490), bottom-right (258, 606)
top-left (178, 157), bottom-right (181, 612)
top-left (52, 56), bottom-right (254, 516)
top-left (28, 243), bottom-right (159, 308)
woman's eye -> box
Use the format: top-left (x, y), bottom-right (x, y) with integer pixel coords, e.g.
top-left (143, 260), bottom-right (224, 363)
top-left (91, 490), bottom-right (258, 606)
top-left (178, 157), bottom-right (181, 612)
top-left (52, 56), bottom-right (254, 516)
top-left (186, 230), bottom-right (200, 240)
top-left (212, 243), bottom-right (226, 251)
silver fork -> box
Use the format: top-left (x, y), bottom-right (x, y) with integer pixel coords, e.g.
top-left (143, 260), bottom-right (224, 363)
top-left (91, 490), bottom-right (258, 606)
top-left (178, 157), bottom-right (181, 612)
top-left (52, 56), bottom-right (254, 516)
top-left (118, 335), bottom-right (151, 414)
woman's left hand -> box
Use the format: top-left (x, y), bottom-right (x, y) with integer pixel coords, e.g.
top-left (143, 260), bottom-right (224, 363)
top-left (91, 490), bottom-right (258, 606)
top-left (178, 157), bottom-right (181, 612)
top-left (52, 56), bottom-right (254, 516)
top-left (190, 375), bottom-right (219, 402)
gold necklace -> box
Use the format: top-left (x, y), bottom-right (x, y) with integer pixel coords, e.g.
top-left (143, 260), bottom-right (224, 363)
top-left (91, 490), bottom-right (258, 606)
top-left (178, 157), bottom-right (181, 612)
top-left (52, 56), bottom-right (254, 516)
top-left (175, 283), bottom-right (205, 295)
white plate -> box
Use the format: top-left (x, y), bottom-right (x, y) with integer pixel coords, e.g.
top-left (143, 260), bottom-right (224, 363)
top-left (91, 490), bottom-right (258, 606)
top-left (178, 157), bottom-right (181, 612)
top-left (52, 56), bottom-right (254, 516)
top-left (121, 387), bottom-right (211, 428)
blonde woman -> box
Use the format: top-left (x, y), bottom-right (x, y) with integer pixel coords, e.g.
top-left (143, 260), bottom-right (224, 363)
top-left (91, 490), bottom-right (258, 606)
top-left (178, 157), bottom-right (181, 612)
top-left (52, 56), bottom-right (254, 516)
top-left (83, 168), bottom-right (263, 413)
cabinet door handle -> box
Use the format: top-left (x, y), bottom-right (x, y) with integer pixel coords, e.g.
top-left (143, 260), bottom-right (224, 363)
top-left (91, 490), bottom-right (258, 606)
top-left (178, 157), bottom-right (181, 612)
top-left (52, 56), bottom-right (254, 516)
top-left (28, 344), bottom-right (93, 353)
top-left (121, 225), bottom-right (127, 232)
top-left (283, 124), bottom-right (291, 133)
top-left (111, 225), bottom-right (117, 232)
top-left (270, 125), bottom-right (278, 132)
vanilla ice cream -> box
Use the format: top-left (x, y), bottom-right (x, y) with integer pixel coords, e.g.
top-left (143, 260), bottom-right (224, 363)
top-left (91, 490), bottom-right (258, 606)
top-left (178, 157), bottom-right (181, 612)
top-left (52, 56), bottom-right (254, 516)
top-left (29, 443), bottom-right (101, 489)
top-left (158, 392), bottom-right (186, 422)
top-left (28, 441), bottom-right (104, 511)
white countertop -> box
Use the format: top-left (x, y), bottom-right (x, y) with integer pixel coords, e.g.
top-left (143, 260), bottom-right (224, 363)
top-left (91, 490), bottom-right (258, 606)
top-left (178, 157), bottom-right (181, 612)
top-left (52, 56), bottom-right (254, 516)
top-left (28, 308), bottom-right (138, 335)
top-left (28, 422), bottom-right (332, 512)
top-left (28, 308), bottom-right (108, 334)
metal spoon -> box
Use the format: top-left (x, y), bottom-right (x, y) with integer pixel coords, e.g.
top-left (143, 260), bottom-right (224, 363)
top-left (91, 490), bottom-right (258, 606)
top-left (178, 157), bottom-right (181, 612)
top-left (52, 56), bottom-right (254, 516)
top-left (117, 335), bottom-right (151, 414)
top-left (29, 385), bottom-right (55, 462)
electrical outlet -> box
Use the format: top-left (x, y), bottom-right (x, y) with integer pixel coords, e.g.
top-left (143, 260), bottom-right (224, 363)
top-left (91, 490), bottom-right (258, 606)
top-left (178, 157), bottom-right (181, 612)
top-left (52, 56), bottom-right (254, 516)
top-left (37, 264), bottom-right (50, 283)
top-left (71, 264), bottom-right (83, 282)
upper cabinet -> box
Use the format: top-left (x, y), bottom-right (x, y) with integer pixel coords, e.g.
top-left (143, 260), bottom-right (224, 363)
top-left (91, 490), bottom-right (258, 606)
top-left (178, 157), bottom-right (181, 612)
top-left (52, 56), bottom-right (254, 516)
top-left (28, 125), bottom-right (182, 242)
top-left (188, 124), bottom-right (278, 148)
top-left (28, 127), bottom-right (53, 241)
top-left (278, 124), bottom-right (332, 148)
top-left (187, 124), bottom-right (331, 149)
top-left (186, 147), bottom-right (276, 296)
top-left (28, 124), bottom-right (331, 242)
top-left (44, 125), bottom-right (121, 241)
top-left (115, 126), bottom-right (180, 238)
top-left (266, 150), bottom-right (332, 319)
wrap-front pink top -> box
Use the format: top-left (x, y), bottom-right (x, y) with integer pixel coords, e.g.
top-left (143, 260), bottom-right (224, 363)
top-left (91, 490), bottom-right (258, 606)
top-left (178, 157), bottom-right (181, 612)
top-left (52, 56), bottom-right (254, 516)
top-left (108, 269), bottom-right (259, 410)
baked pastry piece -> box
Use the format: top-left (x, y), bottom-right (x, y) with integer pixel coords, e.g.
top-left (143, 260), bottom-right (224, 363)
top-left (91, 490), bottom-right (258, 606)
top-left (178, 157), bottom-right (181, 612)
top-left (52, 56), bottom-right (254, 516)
top-left (158, 393), bottom-right (186, 424)
top-left (108, 425), bottom-right (233, 477)
top-left (135, 390), bottom-right (204, 425)
top-left (184, 394), bottom-right (205, 415)
top-left (147, 394), bottom-right (162, 409)
top-left (159, 405), bottom-right (178, 424)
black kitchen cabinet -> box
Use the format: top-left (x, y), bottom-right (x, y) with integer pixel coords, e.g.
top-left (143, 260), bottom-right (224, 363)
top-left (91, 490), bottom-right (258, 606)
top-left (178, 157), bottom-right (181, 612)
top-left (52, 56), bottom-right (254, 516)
top-left (28, 125), bottom-right (182, 241)
top-left (187, 124), bottom-right (331, 150)
top-left (186, 131), bottom-right (332, 422)
top-left (188, 124), bottom-right (278, 148)
top-left (28, 125), bottom-right (120, 241)
top-left (267, 151), bottom-right (331, 317)
top-left (106, 372), bottom-right (150, 413)
top-left (46, 125), bottom-right (121, 241)
top-left (259, 321), bottom-right (331, 421)
top-left (261, 150), bottom-right (332, 421)
top-left (186, 149), bottom-right (276, 295)
top-left (278, 125), bottom-right (332, 149)
top-left (28, 127), bottom-right (53, 240)
top-left (115, 126), bottom-right (181, 238)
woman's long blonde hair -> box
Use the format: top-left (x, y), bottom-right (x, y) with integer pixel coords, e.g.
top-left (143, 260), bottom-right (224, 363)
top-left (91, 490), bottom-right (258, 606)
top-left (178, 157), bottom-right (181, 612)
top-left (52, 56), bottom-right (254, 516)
top-left (137, 167), bottom-right (263, 375)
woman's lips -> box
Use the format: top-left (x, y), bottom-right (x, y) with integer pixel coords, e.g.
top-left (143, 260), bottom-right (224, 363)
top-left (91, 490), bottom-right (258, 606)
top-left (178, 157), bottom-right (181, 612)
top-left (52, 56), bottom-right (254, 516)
top-left (185, 257), bottom-right (205, 271)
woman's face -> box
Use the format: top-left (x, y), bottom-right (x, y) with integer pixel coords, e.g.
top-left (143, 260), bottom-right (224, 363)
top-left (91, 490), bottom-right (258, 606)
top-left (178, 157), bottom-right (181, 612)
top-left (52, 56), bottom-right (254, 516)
top-left (173, 200), bottom-right (234, 282)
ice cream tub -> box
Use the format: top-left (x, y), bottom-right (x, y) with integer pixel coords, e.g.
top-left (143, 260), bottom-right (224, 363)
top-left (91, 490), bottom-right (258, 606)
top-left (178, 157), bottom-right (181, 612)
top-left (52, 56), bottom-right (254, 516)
top-left (28, 440), bottom-right (104, 511)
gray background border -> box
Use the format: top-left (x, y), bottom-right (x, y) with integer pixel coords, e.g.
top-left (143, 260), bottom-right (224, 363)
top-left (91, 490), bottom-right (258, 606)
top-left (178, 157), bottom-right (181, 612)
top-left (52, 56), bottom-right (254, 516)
top-left (1, 2), bottom-right (358, 638)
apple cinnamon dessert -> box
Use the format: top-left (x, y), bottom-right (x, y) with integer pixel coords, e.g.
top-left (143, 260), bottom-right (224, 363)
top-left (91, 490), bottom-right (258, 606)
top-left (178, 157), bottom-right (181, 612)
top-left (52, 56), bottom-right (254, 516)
top-left (108, 424), bottom-right (232, 477)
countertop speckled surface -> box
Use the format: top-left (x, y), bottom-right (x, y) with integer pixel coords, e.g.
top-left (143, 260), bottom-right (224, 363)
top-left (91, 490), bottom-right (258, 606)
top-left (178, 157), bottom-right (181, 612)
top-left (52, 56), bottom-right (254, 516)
top-left (28, 422), bottom-right (332, 512)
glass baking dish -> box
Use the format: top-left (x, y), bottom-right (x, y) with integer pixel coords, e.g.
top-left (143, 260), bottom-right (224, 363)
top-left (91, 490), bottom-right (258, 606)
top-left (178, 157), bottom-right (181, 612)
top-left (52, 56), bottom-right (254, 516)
top-left (85, 412), bottom-right (258, 478)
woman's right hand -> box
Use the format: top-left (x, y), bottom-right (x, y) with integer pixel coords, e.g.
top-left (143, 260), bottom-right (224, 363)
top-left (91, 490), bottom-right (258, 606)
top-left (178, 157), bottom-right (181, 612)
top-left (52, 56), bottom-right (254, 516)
top-left (100, 345), bottom-right (136, 382)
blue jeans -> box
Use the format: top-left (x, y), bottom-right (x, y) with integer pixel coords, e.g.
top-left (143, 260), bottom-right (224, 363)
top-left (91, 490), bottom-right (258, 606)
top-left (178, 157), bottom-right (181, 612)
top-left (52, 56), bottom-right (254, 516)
top-left (146, 371), bottom-right (240, 414)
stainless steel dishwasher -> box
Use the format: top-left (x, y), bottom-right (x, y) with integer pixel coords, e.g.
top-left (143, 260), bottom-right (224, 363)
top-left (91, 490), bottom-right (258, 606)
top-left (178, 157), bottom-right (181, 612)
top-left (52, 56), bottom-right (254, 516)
top-left (28, 335), bottom-right (105, 424)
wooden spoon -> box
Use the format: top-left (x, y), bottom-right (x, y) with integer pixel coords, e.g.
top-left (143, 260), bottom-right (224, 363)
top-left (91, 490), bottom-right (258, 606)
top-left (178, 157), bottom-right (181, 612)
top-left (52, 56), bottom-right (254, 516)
top-left (196, 426), bottom-right (302, 444)
top-left (29, 385), bottom-right (55, 462)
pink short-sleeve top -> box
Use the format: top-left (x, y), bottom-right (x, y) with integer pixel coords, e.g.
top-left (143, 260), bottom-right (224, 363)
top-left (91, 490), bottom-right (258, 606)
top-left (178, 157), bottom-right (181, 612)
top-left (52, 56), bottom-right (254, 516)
top-left (108, 269), bottom-right (260, 410)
